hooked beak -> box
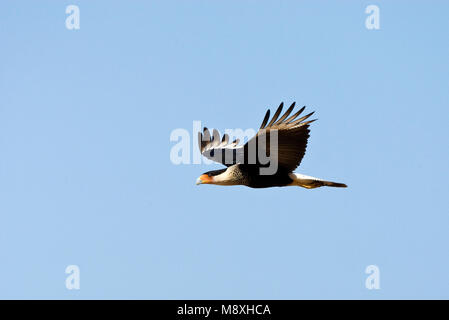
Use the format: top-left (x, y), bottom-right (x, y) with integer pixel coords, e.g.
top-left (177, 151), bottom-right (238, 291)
top-left (196, 174), bottom-right (213, 185)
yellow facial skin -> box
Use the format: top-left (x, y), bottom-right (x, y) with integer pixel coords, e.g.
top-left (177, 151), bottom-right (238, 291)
top-left (196, 174), bottom-right (214, 185)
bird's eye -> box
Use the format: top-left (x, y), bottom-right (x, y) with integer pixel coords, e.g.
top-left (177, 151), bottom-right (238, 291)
top-left (210, 150), bottom-right (215, 157)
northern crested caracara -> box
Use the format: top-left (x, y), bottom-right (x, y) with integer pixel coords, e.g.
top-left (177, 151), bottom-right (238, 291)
top-left (196, 102), bottom-right (347, 189)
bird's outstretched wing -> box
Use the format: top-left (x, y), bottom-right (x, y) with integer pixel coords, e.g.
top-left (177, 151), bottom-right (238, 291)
top-left (244, 102), bottom-right (315, 172)
top-left (198, 128), bottom-right (244, 166)
top-left (198, 102), bottom-right (315, 170)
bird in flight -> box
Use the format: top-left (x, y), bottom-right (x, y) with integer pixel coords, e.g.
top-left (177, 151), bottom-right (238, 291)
top-left (196, 102), bottom-right (347, 189)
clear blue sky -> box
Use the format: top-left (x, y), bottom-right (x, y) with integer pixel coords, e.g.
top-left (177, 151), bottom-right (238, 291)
top-left (1, 1), bottom-right (448, 299)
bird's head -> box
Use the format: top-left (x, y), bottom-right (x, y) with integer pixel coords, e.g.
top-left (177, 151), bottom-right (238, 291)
top-left (196, 166), bottom-right (244, 186)
top-left (196, 169), bottom-right (226, 185)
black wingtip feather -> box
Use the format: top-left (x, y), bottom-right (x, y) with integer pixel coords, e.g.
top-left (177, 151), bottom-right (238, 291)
top-left (284, 106), bottom-right (306, 124)
top-left (260, 109), bottom-right (271, 129)
top-left (267, 102), bottom-right (284, 127)
top-left (274, 102), bottom-right (296, 125)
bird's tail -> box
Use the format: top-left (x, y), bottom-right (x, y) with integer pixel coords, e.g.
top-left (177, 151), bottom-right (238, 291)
top-left (289, 173), bottom-right (347, 189)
